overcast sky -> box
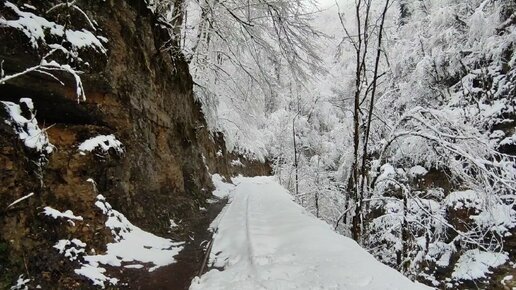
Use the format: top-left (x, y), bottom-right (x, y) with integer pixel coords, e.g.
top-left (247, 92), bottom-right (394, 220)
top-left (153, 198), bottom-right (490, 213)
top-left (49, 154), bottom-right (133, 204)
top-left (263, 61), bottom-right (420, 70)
top-left (317, 0), bottom-right (337, 9)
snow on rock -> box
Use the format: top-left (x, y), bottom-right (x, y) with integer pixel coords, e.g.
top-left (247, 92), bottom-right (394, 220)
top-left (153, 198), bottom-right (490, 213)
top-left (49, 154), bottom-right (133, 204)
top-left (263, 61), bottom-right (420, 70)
top-left (190, 176), bottom-right (432, 290)
top-left (124, 264), bottom-right (144, 269)
top-left (64, 29), bottom-right (106, 51)
top-left (1, 99), bottom-right (53, 154)
top-left (43, 206), bottom-right (83, 226)
top-left (211, 174), bottom-right (236, 199)
top-left (170, 219), bottom-right (179, 229)
top-left (0, 1), bottom-right (106, 53)
top-left (500, 133), bottom-right (516, 146)
top-left (83, 195), bottom-right (184, 270)
top-left (0, 1), bottom-right (63, 48)
top-left (452, 249), bottom-right (509, 281)
top-left (409, 165), bottom-right (428, 177)
top-left (444, 190), bottom-right (482, 210)
top-left (502, 275), bottom-right (513, 286)
top-left (52, 195), bottom-right (184, 288)
top-left (54, 239), bottom-right (86, 261)
top-left (230, 158), bottom-right (245, 167)
top-left (9, 275), bottom-right (30, 290)
top-left (426, 241), bottom-right (456, 268)
top-left (74, 264), bottom-right (119, 288)
top-left (78, 135), bottom-right (124, 155)
top-left (375, 163), bottom-right (401, 193)
top-left (470, 203), bottom-right (516, 235)
top-left (490, 130), bottom-right (505, 140)
top-left (377, 163), bottom-right (397, 182)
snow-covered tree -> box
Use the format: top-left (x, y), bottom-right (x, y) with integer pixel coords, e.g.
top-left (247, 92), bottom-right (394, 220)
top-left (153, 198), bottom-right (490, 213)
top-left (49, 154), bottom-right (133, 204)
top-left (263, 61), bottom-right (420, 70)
top-left (180, 0), bottom-right (324, 157)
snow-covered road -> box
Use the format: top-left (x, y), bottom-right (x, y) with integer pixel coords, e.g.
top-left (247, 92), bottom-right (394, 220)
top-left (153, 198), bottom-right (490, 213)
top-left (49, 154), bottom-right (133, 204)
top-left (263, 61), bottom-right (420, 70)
top-left (190, 176), bottom-right (432, 290)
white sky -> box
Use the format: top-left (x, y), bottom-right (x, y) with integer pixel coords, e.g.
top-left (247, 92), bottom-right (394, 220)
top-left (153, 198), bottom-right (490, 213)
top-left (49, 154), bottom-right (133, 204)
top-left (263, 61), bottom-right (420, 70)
top-left (317, 0), bottom-right (338, 9)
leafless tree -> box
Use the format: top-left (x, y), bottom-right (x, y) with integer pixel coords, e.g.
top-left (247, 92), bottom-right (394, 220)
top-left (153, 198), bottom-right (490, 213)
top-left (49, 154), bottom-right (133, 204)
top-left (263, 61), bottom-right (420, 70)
top-left (337, 0), bottom-right (391, 242)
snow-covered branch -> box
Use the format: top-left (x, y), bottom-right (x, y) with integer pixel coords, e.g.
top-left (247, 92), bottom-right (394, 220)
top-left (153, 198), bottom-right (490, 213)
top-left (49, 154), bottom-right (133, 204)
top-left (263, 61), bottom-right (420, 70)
top-left (0, 47), bottom-right (85, 102)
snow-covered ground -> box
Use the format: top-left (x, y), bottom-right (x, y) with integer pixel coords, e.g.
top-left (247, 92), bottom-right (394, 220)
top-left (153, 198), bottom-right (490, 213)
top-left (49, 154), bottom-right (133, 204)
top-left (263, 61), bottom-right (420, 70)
top-left (49, 191), bottom-right (184, 288)
top-left (190, 176), bottom-right (432, 290)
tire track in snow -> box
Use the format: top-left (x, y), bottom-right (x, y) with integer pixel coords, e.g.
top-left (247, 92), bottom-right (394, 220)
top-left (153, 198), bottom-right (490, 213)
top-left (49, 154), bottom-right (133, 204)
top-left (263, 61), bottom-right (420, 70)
top-left (191, 176), bottom-right (432, 290)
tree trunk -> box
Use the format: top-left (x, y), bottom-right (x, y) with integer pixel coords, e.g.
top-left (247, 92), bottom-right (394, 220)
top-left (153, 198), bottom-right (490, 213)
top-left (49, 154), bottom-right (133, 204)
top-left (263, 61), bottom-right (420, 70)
top-left (293, 118), bottom-right (299, 199)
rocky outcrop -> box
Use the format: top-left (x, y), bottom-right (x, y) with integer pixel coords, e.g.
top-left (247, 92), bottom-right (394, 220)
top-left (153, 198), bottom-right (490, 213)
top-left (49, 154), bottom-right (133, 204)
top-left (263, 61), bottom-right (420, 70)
top-left (0, 0), bottom-right (270, 288)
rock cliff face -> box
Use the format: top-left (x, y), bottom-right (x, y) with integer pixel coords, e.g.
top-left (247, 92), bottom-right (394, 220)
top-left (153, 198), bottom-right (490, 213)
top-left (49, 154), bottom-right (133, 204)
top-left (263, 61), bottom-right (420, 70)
top-left (0, 0), bottom-right (270, 288)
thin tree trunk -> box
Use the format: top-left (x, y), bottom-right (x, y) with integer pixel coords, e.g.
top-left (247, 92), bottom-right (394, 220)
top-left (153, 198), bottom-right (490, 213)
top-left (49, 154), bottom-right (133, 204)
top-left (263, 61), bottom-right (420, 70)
top-left (293, 117), bottom-right (299, 199)
top-left (315, 157), bottom-right (320, 218)
top-left (350, 0), bottom-right (364, 243)
top-left (358, 0), bottom-right (390, 241)
top-left (401, 188), bottom-right (409, 273)
top-left (361, 0), bottom-right (390, 173)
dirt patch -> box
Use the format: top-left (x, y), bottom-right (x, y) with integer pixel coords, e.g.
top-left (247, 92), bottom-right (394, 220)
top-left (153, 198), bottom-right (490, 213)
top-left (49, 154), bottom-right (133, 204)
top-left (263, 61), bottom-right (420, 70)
top-left (124, 197), bottom-right (227, 290)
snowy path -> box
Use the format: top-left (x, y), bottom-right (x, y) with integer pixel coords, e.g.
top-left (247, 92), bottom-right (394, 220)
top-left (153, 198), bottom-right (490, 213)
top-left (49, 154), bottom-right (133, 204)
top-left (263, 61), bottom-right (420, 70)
top-left (190, 176), bottom-right (432, 290)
